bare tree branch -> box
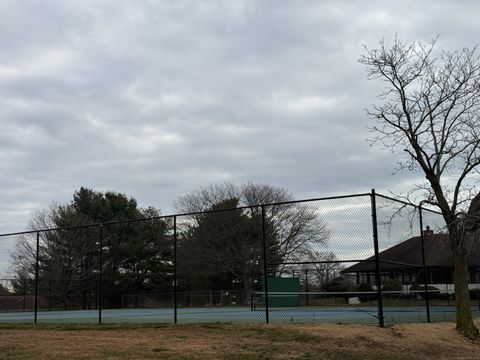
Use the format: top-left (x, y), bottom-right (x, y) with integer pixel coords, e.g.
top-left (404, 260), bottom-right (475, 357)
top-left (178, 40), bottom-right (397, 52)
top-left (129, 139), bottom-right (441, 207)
top-left (360, 37), bottom-right (480, 338)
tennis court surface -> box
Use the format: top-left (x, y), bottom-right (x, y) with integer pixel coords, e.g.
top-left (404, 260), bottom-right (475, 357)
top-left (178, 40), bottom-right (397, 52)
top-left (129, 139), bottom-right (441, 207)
top-left (0, 305), bottom-right (477, 325)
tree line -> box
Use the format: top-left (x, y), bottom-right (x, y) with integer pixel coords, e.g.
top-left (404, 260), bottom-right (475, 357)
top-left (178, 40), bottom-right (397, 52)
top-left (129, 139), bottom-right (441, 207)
top-left (8, 183), bottom-right (329, 309)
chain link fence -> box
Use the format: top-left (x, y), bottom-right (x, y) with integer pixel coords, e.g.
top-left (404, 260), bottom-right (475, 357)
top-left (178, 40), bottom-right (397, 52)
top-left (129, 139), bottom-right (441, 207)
top-left (0, 190), bottom-right (478, 325)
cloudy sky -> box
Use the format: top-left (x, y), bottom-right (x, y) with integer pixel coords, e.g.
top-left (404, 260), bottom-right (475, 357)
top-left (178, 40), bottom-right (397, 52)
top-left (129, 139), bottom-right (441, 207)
top-left (0, 0), bottom-right (478, 240)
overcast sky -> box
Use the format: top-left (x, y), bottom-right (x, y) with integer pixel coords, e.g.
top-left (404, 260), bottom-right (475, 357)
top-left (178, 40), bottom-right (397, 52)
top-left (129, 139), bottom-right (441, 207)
top-left (1, 0), bottom-right (478, 240)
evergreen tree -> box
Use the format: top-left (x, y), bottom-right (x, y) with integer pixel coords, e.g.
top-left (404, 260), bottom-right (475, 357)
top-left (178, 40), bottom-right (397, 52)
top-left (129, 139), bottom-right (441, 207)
top-left (10, 187), bottom-right (171, 309)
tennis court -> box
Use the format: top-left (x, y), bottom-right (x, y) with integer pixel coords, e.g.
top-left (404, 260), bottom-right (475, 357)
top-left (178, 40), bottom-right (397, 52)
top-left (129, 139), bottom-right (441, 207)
top-left (0, 305), bottom-right (475, 325)
top-left (1, 192), bottom-right (478, 330)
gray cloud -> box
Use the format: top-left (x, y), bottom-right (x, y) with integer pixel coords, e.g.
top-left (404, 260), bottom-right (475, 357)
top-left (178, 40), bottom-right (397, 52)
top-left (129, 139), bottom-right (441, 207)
top-left (1, 1), bottom-right (479, 273)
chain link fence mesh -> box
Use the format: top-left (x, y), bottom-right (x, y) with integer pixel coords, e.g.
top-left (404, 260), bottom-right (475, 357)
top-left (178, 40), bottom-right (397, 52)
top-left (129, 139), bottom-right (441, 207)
top-left (0, 192), bottom-right (478, 325)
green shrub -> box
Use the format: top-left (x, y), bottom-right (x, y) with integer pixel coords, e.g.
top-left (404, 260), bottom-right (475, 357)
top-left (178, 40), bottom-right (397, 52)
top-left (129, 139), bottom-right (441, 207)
top-left (320, 277), bottom-right (358, 303)
top-left (382, 279), bottom-right (402, 292)
top-left (469, 289), bottom-right (480, 300)
top-left (409, 283), bottom-right (440, 299)
top-left (357, 283), bottom-right (374, 302)
top-left (320, 277), bottom-right (356, 293)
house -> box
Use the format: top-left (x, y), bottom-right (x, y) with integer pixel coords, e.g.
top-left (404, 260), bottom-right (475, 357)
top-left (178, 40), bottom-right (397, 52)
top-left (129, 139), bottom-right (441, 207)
top-left (342, 227), bottom-right (480, 292)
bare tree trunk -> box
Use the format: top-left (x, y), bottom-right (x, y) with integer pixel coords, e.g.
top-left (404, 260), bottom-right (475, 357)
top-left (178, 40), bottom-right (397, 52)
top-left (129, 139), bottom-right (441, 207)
top-left (429, 183), bottom-right (479, 338)
top-left (451, 232), bottom-right (479, 339)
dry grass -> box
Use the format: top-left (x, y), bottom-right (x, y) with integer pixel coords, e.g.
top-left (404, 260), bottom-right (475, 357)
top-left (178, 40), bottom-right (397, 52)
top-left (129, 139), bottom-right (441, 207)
top-left (0, 320), bottom-right (479, 359)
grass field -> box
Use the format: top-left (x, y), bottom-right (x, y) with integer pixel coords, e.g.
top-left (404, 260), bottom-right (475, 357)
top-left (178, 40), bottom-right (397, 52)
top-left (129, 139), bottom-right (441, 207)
top-left (0, 320), bottom-right (479, 360)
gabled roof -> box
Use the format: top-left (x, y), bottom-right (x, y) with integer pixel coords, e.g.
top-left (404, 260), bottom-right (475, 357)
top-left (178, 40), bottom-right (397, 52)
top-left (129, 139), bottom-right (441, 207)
top-left (344, 233), bottom-right (480, 273)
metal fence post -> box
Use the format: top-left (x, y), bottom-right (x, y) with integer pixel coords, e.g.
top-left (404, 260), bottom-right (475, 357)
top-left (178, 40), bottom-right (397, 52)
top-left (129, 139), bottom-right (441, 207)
top-left (371, 189), bottom-right (384, 327)
top-left (173, 215), bottom-right (177, 324)
top-left (98, 225), bottom-right (103, 324)
top-left (305, 269), bottom-right (310, 306)
top-left (261, 205), bottom-right (269, 324)
top-left (419, 206), bottom-right (431, 323)
top-left (23, 278), bottom-right (26, 312)
top-left (34, 232), bottom-right (40, 324)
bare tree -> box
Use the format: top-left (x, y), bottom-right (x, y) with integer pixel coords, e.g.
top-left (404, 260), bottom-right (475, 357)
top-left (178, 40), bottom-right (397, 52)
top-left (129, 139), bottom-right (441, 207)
top-left (9, 205), bottom-right (61, 286)
top-left (360, 36), bottom-right (480, 338)
top-left (309, 251), bottom-right (344, 287)
top-left (10, 205), bottom-right (98, 309)
top-left (174, 182), bottom-right (329, 264)
top-left (286, 251), bottom-right (344, 288)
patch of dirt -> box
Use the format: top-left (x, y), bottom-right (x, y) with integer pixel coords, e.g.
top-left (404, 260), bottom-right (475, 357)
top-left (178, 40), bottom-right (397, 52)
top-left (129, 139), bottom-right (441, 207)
top-left (291, 321), bottom-right (480, 359)
top-left (0, 321), bottom-right (479, 359)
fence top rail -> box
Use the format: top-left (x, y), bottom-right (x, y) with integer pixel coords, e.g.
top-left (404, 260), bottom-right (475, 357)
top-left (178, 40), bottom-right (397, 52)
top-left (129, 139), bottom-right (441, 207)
top-left (268, 259), bottom-right (424, 268)
top-left (375, 193), bottom-right (442, 215)
top-left (0, 192), bottom-right (373, 238)
top-left (253, 289), bottom-right (441, 296)
top-left (268, 259), bottom-right (374, 266)
top-left (375, 193), bottom-right (417, 208)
